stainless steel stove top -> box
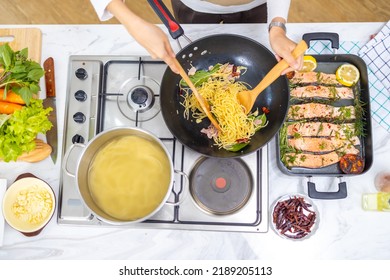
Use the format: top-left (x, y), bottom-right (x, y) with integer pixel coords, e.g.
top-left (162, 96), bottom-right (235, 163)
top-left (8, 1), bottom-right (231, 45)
top-left (58, 55), bottom-right (269, 233)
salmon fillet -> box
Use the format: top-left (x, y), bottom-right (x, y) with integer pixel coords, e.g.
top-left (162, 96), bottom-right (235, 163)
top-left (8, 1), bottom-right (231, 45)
top-left (284, 146), bottom-right (360, 168)
top-left (288, 103), bottom-right (355, 120)
top-left (290, 85), bottom-right (354, 99)
top-left (288, 137), bottom-right (360, 153)
top-left (289, 71), bottom-right (343, 86)
top-left (287, 122), bottom-right (355, 138)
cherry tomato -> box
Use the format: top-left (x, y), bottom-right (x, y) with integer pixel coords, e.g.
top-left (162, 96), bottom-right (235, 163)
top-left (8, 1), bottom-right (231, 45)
top-left (339, 154), bottom-right (365, 174)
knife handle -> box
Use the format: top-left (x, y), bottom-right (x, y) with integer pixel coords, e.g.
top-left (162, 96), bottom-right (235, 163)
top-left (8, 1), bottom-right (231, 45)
top-left (44, 57), bottom-right (56, 98)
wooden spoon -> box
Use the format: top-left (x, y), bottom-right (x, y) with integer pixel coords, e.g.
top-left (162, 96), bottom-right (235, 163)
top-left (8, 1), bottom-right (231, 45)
top-left (173, 58), bottom-right (221, 131)
top-left (18, 139), bottom-right (52, 163)
top-left (237, 40), bottom-right (308, 114)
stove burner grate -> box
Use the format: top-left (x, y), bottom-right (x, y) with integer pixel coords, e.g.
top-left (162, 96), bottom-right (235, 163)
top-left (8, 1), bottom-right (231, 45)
top-left (117, 76), bottom-right (160, 121)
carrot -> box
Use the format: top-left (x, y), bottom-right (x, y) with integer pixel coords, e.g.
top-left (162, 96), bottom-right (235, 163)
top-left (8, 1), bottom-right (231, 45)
top-left (0, 89), bottom-right (26, 105)
top-left (0, 100), bottom-right (23, 114)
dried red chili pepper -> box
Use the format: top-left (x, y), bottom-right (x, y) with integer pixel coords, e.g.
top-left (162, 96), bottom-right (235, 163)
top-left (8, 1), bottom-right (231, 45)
top-left (262, 107), bottom-right (270, 114)
top-left (272, 196), bottom-right (317, 239)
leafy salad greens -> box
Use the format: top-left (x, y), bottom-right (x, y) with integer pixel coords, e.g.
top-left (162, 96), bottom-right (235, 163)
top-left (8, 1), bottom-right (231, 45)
top-left (0, 99), bottom-right (52, 162)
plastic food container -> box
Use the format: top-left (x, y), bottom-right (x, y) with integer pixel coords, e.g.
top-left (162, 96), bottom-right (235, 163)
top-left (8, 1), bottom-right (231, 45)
top-left (362, 192), bottom-right (390, 212)
top-left (271, 193), bottom-right (319, 241)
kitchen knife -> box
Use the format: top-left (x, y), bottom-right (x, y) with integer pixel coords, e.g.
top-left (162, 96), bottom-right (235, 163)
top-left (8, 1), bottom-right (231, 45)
top-left (42, 57), bottom-right (58, 164)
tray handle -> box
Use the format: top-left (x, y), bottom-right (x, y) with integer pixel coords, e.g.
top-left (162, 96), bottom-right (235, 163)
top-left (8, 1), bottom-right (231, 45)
top-left (302, 32), bottom-right (340, 50)
top-left (307, 176), bottom-right (347, 199)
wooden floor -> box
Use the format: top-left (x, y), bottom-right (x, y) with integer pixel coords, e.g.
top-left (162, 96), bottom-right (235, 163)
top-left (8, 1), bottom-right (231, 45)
top-left (0, 0), bottom-right (388, 24)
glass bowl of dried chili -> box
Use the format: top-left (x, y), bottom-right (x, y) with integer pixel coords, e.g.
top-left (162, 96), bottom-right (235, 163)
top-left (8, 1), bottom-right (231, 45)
top-left (270, 193), bottom-right (319, 241)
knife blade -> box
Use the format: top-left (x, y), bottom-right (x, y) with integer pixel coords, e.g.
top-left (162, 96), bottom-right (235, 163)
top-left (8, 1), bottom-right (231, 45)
top-left (42, 57), bottom-right (58, 164)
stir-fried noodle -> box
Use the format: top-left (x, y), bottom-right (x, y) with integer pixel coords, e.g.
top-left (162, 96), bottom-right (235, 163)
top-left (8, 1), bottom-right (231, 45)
top-left (180, 63), bottom-right (268, 151)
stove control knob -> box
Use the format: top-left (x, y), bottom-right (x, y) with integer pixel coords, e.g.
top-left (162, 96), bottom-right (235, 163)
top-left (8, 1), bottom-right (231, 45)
top-left (72, 134), bottom-right (85, 144)
top-left (74, 90), bottom-right (87, 102)
top-left (73, 112), bottom-right (86, 123)
top-left (75, 68), bottom-right (88, 80)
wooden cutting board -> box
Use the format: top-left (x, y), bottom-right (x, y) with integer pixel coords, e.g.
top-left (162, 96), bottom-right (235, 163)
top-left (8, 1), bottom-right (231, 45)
top-left (0, 28), bottom-right (42, 62)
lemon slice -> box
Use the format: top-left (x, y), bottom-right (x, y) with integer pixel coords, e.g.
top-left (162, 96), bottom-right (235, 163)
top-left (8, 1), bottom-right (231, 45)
top-left (336, 64), bottom-right (360, 87)
top-left (0, 114), bottom-right (11, 128)
top-left (301, 55), bottom-right (317, 72)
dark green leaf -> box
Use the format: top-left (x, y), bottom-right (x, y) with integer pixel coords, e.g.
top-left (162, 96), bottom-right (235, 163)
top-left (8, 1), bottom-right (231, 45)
top-left (226, 142), bottom-right (249, 152)
top-left (10, 65), bottom-right (27, 73)
top-left (17, 86), bottom-right (33, 105)
top-left (10, 73), bottom-right (27, 80)
top-left (1, 44), bottom-right (13, 68)
top-left (29, 83), bottom-right (40, 94)
top-left (27, 68), bottom-right (45, 80)
top-left (180, 64), bottom-right (222, 87)
top-left (28, 61), bottom-right (42, 70)
top-left (19, 48), bottom-right (28, 59)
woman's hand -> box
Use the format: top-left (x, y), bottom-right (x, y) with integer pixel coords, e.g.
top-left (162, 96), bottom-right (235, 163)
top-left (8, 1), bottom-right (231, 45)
top-left (269, 21), bottom-right (303, 75)
top-left (128, 20), bottom-right (180, 74)
top-left (107, 0), bottom-right (179, 74)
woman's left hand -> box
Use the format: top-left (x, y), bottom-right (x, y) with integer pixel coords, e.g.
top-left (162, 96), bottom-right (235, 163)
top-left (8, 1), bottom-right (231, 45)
top-left (269, 27), bottom-right (303, 75)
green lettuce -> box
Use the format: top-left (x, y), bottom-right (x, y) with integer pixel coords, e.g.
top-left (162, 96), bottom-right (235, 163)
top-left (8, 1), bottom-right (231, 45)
top-left (0, 99), bottom-right (52, 162)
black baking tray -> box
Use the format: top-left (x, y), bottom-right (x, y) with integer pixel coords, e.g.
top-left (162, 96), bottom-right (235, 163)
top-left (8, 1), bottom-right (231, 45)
top-left (276, 32), bottom-right (373, 199)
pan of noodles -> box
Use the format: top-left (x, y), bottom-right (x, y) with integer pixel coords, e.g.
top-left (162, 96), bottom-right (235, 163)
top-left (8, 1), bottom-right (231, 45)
top-left (148, 0), bottom-right (290, 158)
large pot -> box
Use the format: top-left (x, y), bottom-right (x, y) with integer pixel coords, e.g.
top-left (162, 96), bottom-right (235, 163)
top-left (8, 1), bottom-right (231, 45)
top-left (149, 0), bottom-right (290, 158)
top-left (63, 127), bottom-right (187, 224)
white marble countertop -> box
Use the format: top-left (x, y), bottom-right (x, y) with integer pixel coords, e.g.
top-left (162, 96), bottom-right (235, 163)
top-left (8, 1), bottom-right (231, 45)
top-left (0, 22), bottom-right (389, 260)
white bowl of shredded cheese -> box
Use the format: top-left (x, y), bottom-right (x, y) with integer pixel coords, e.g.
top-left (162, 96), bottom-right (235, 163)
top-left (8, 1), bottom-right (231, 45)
top-left (2, 175), bottom-right (55, 236)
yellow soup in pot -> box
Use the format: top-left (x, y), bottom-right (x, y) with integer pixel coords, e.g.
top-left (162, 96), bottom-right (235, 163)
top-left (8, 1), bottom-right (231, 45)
top-left (88, 135), bottom-right (171, 221)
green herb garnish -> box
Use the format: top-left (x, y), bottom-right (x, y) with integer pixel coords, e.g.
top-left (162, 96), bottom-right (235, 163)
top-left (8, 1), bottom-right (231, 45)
top-left (0, 43), bottom-right (44, 105)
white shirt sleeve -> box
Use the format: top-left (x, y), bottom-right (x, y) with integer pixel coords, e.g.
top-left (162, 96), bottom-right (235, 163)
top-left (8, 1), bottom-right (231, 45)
top-left (267, 0), bottom-right (291, 23)
top-left (90, 0), bottom-right (116, 21)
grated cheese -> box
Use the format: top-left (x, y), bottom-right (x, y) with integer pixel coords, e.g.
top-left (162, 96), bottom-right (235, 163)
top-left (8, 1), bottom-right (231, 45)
top-left (11, 185), bottom-right (53, 225)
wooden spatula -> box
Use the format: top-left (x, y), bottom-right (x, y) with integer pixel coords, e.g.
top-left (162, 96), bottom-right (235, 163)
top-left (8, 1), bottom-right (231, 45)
top-left (237, 40), bottom-right (308, 114)
top-left (173, 58), bottom-right (221, 131)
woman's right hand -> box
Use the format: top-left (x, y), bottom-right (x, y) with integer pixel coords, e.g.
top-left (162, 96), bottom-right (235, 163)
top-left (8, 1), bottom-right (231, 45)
top-left (128, 21), bottom-right (180, 74)
top-left (107, 0), bottom-right (179, 74)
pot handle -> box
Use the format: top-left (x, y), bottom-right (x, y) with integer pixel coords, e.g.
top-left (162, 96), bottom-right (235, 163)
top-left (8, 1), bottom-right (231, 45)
top-left (147, 0), bottom-right (183, 39)
top-left (307, 176), bottom-right (347, 200)
top-left (147, 0), bottom-right (191, 48)
top-left (62, 143), bottom-right (85, 177)
top-left (165, 170), bottom-right (189, 206)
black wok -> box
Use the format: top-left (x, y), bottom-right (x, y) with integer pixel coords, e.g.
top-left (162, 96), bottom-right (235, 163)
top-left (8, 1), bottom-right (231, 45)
top-left (149, 0), bottom-right (290, 157)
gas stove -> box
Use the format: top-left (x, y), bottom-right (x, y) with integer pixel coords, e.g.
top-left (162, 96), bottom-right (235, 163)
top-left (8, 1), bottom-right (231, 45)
top-left (58, 55), bottom-right (269, 233)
